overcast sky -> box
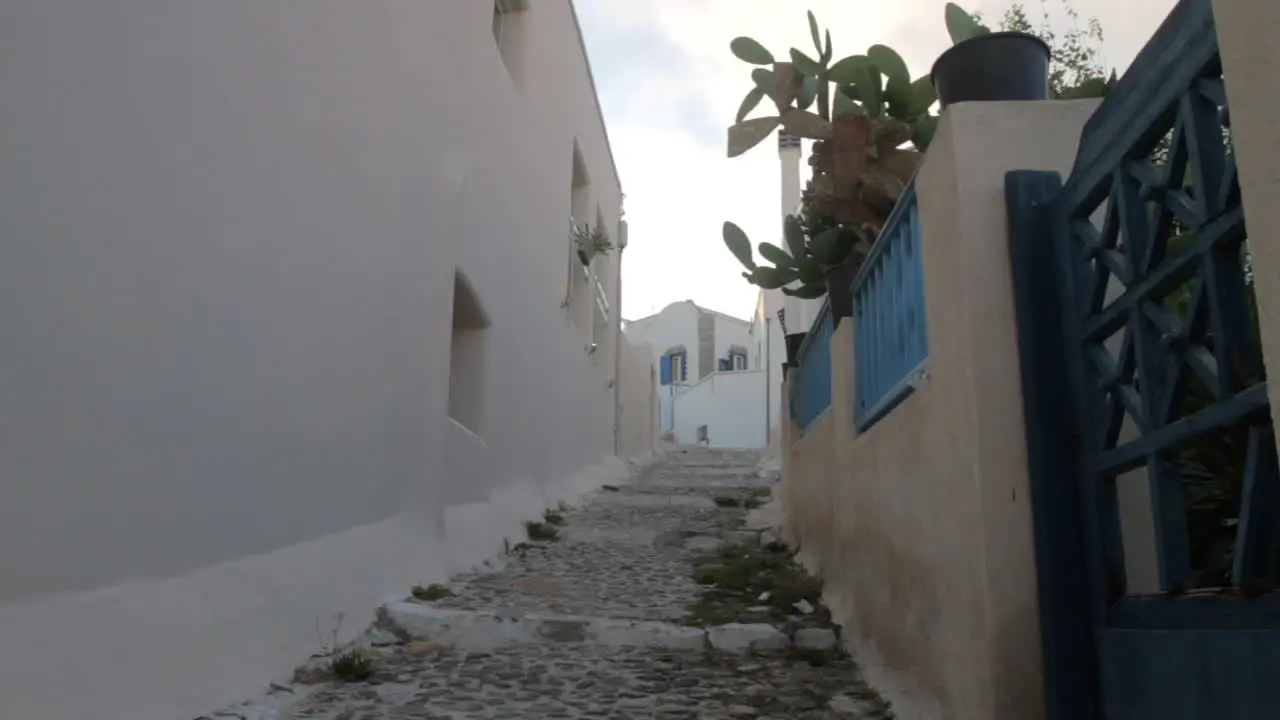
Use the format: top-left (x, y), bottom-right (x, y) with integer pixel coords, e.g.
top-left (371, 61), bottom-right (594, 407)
top-left (575, 0), bottom-right (1178, 321)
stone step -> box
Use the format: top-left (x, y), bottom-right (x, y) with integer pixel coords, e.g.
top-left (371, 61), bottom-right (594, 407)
top-left (370, 603), bottom-right (841, 657)
top-left (284, 639), bottom-right (886, 720)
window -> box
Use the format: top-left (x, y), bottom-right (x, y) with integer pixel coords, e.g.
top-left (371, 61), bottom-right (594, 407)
top-left (732, 352), bottom-right (748, 370)
top-left (448, 271), bottom-right (490, 434)
top-left (491, 0), bottom-right (526, 76)
top-left (660, 352), bottom-right (687, 385)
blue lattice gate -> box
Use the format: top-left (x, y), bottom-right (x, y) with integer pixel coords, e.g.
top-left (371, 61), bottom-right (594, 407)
top-left (1006, 0), bottom-right (1280, 718)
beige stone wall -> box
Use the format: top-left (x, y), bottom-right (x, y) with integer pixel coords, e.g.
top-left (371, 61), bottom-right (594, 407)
top-left (779, 100), bottom-right (1100, 720)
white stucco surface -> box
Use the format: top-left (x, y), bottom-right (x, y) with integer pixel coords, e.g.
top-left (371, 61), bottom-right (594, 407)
top-left (751, 290), bottom-right (787, 449)
top-left (713, 313), bottom-right (754, 364)
top-left (672, 370), bottom-right (769, 448)
top-left (623, 300), bottom-right (757, 436)
top-left (0, 1), bottom-right (624, 717)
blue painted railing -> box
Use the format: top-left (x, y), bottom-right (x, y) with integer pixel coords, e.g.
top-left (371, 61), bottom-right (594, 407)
top-left (791, 299), bottom-right (833, 432)
top-left (853, 181), bottom-right (928, 431)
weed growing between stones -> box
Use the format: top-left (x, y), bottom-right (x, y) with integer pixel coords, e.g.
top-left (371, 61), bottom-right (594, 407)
top-left (524, 520), bottom-right (559, 542)
top-left (714, 495), bottom-right (742, 508)
top-left (292, 613), bottom-right (376, 685)
top-left (601, 484), bottom-right (620, 492)
top-left (328, 649), bottom-right (374, 682)
top-left (409, 583), bottom-right (452, 602)
top-left (543, 508), bottom-right (565, 525)
top-left (684, 543), bottom-right (825, 626)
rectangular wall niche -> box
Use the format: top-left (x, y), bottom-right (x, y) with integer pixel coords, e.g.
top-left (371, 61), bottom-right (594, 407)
top-left (449, 270), bottom-right (490, 435)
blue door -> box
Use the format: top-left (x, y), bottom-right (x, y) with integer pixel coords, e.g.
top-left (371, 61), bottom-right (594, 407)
top-left (1006, 2), bottom-right (1280, 717)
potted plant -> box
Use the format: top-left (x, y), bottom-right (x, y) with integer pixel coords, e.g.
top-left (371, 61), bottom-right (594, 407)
top-left (572, 223), bottom-right (613, 266)
top-left (775, 309), bottom-right (806, 371)
top-left (929, 3), bottom-right (1052, 108)
top-left (720, 11), bottom-right (936, 313)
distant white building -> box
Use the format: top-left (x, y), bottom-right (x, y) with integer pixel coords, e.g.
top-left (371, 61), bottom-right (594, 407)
top-left (623, 300), bottom-right (764, 447)
top-left (0, 2), bottom-right (655, 719)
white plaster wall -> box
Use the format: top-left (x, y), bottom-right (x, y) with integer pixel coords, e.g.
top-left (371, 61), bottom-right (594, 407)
top-left (622, 301), bottom-right (702, 432)
top-left (0, 2), bottom-right (625, 718)
top-left (622, 301), bottom-right (702, 372)
top-left (712, 313), bottom-right (754, 364)
top-left (672, 370), bottom-right (769, 449)
top-left (617, 336), bottom-right (659, 459)
top-left (753, 289), bottom-right (787, 449)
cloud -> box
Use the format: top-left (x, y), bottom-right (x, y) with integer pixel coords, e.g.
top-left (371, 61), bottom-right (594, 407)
top-left (577, 0), bottom-right (1179, 320)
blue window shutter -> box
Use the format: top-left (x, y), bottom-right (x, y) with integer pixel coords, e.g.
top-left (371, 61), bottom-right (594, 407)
top-left (718, 358), bottom-right (730, 372)
top-left (659, 355), bottom-right (672, 385)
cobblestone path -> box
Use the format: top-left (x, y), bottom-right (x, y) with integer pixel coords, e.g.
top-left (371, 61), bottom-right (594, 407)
top-left (209, 448), bottom-right (890, 720)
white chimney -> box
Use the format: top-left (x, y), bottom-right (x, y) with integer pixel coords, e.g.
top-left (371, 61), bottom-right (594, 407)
top-left (778, 131), bottom-right (802, 222)
top-left (775, 131), bottom-right (812, 329)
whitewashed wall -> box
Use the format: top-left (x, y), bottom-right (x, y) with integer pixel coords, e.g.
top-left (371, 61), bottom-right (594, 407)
top-left (617, 335), bottom-right (659, 459)
top-left (623, 301), bottom-right (701, 433)
top-left (713, 313), bottom-right (754, 365)
top-left (0, 2), bottom-right (625, 718)
top-left (752, 289), bottom-right (788, 450)
top-left (672, 370), bottom-right (769, 449)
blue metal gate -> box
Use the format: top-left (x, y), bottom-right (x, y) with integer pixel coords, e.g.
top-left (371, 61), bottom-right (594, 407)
top-left (1006, 1), bottom-right (1280, 717)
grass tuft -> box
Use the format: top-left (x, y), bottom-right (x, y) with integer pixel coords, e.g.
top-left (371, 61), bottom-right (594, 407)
top-left (524, 521), bottom-right (559, 542)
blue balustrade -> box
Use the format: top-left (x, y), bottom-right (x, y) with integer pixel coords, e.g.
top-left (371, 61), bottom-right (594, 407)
top-left (791, 300), bottom-right (833, 432)
top-left (853, 182), bottom-right (928, 431)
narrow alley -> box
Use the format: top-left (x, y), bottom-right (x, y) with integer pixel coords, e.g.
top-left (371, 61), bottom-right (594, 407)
top-left (212, 448), bottom-right (890, 720)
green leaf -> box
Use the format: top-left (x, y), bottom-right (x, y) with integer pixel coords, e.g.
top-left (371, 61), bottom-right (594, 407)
top-left (944, 3), bottom-right (990, 44)
top-left (853, 65), bottom-right (883, 118)
top-left (883, 74), bottom-right (912, 119)
top-left (735, 87), bottom-right (767, 123)
top-left (790, 283), bottom-right (828, 300)
top-left (758, 242), bottom-right (795, 268)
top-left (826, 54), bottom-right (871, 86)
top-left (722, 221), bottom-right (756, 270)
top-left (823, 30), bottom-right (833, 65)
top-left (751, 68), bottom-right (775, 92)
top-left (906, 77), bottom-right (938, 117)
top-left (808, 11), bottom-right (822, 56)
top-left (911, 114), bottom-right (939, 152)
top-left (810, 228), bottom-right (845, 265)
top-left (832, 90), bottom-right (863, 117)
top-left (796, 75), bottom-right (818, 111)
top-left (783, 215), bottom-right (807, 260)
top-left (752, 266), bottom-right (799, 289)
top-left (867, 45), bottom-right (910, 85)
top-left (780, 108), bottom-right (834, 139)
top-left (789, 48), bottom-right (824, 77)
top-left (727, 116), bottom-right (781, 157)
top-left (1058, 77), bottom-right (1110, 100)
top-left (730, 37), bottom-right (775, 65)
top-left (797, 256), bottom-right (824, 285)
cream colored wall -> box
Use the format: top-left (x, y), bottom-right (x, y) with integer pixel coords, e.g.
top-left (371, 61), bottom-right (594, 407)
top-left (780, 100), bottom-right (1100, 720)
top-left (1215, 0), bottom-right (1280, 441)
top-left (618, 336), bottom-right (659, 458)
top-left (0, 2), bottom-right (625, 718)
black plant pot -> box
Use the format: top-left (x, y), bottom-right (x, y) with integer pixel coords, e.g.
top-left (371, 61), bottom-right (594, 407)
top-left (824, 263), bottom-right (858, 321)
top-left (930, 32), bottom-right (1050, 109)
top-left (784, 332), bottom-right (807, 366)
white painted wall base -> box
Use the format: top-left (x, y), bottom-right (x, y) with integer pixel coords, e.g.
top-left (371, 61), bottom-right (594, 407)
top-left (0, 457), bottom-right (628, 720)
top-left (671, 370), bottom-right (768, 449)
